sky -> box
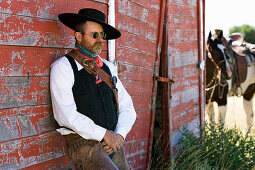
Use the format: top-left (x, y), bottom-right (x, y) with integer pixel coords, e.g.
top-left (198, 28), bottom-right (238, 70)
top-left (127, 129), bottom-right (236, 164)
top-left (205, 0), bottom-right (255, 37)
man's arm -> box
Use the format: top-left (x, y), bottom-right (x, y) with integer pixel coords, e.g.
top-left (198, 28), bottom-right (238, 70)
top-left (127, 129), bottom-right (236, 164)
top-left (102, 59), bottom-right (137, 140)
top-left (114, 76), bottom-right (137, 139)
top-left (101, 77), bottom-right (136, 153)
top-left (99, 60), bottom-right (136, 154)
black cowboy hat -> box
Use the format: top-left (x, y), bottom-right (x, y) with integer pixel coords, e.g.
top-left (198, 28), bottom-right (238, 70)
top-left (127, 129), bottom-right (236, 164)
top-left (58, 8), bottom-right (121, 40)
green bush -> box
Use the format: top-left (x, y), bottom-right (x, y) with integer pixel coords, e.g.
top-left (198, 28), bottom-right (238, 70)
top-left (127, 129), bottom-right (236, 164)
top-left (149, 122), bottom-right (255, 170)
top-left (175, 122), bottom-right (255, 170)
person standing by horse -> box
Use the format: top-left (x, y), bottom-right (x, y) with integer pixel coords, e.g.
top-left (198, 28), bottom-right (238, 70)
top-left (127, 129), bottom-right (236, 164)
top-left (50, 8), bottom-right (136, 169)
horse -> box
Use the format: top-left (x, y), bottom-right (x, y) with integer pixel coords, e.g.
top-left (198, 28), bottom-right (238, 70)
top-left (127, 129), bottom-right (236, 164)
top-left (206, 30), bottom-right (255, 129)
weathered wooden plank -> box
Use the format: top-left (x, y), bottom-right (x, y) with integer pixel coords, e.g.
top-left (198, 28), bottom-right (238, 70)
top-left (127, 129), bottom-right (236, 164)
top-left (169, 4), bottom-right (197, 18)
top-left (118, 62), bottom-right (153, 82)
top-left (0, 45), bottom-right (68, 77)
top-left (0, 15), bottom-right (109, 49)
top-left (169, 17), bottom-right (198, 29)
top-left (126, 152), bottom-right (147, 170)
top-left (116, 46), bottom-right (155, 68)
top-left (171, 0), bottom-right (197, 7)
top-left (0, 0), bottom-right (107, 20)
top-left (172, 109), bottom-right (199, 131)
top-left (129, 0), bottom-right (151, 10)
top-left (171, 87), bottom-right (199, 110)
top-left (171, 76), bottom-right (199, 93)
top-left (0, 77), bottom-right (34, 109)
top-left (149, 0), bottom-right (161, 13)
top-left (64, 0), bottom-right (108, 14)
top-left (171, 64), bottom-right (198, 79)
top-left (118, 31), bottom-right (157, 55)
top-left (120, 79), bottom-right (153, 97)
top-left (125, 139), bottom-right (148, 157)
top-left (125, 124), bottom-right (150, 142)
top-left (19, 156), bottom-right (73, 170)
top-left (0, 11), bottom-right (109, 48)
top-left (168, 41), bottom-right (198, 53)
top-left (132, 96), bottom-right (151, 111)
top-left (0, 77), bottom-right (50, 109)
top-left (0, 0), bottom-right (56, 19)
top-left (168, 29), bottom-right (198, 42)
top-left (29, 77), bottom-right (51, 105)
top-left (172, 101), bottom-right (199, 120)
top-left (124, 139), bottom-right (148, 169)
top-left (129, 0), bottom-right (161, 13)
top-left (118, 13), bottom-right (157, 42)
top-left (0, 131), bottom-right (66, 169)
top-left (0, 105), bottom-right (55, 142)
top-left (0, 13), bottom-right (72, 47)
top-left (125, 110), bottom-right (151, 141)
top-left (170, 51), bottom-right (198, 68)
top-left (118, 0), bottom-right (159, 28)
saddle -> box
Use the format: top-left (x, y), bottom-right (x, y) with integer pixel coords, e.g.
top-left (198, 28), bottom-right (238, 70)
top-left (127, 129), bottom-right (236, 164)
top-left (229, 33), bottom-right (250, 57)
top-left (229, 32), bottom-right (244, 43)
top-left (228, 33), bottom-right (248, 91)
top-left (232, 50), bottom-right (248, 84)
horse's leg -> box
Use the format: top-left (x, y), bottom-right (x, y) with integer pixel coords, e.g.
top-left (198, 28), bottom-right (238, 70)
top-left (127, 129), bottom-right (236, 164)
top-left (205, 103), bottom-right (216, 123)
top-left (253, 94), bottom-right (255, 129)
top-left (217, 104), bottom-right (227, 124)
top-left (243, 93), bottom-right (255, 130)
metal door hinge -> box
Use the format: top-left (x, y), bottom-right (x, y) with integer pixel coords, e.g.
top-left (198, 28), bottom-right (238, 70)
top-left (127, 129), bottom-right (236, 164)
top-left (153, 76), bottom-right (174, 84)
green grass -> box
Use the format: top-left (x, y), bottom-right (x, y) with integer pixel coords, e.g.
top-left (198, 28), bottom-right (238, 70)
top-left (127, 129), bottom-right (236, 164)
top-left (150, 122), bottom-right (255, 170)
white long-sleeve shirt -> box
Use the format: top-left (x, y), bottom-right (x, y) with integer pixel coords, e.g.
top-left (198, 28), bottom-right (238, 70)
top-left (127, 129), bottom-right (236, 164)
top-left (50, 56), bottom-right (136, 142)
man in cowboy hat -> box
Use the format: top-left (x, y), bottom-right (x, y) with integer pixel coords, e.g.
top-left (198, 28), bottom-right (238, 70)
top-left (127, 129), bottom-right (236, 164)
top-left (50, 8), bottom-right (136, 169)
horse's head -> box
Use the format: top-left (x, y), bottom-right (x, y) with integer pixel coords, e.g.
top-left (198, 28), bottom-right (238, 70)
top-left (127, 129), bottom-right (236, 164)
top-left (206, 30), bottom-right (232, 82)
top-left (206, 30), bottom-right (232, 105)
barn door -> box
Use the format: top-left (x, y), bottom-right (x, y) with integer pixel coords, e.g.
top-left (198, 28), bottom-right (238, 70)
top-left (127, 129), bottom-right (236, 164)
top-left (149, 0), bottom-right (174, 166)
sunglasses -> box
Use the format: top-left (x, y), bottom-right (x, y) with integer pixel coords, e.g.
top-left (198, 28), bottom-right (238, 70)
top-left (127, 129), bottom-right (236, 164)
top-left (82, 32), bottom-right (107, 40)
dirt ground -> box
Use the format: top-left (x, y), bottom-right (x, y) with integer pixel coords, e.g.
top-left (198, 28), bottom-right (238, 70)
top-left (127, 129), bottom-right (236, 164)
top-left (206, 95), bottom-right (255, 134)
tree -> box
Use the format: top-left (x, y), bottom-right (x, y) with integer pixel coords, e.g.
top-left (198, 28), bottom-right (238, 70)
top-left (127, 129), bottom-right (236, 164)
top-left (229, 24), bottom-right (255, 44)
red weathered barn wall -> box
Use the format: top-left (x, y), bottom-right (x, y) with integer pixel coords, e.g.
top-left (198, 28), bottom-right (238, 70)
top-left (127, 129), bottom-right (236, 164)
top-left (116, 0), bottom-right (161, 169)
top-left (0, 0), bottom-right (107, 169)
top-left (168, 0), bottom-right (202, 153)
top-left (0, 0), bottom-right (204, 169)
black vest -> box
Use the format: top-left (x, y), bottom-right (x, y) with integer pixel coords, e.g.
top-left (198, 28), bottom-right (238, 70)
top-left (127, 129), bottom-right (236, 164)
top-left (66, 56), bottom-right (117, 131)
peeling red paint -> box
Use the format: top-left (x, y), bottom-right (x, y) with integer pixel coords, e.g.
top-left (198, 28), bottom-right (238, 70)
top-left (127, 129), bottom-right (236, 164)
top-left (28, 113), bottom-right (48, 133)
top-left (5, 117), bottom-right (13, 130)
top-left (0, 132), bottom-right (66, 168)
top-left (117, 46), bottom-right (155, 68)
top-left (20, 156), bottom-right (72, 170)
top-left (15, 116), bottom-right (23, 138)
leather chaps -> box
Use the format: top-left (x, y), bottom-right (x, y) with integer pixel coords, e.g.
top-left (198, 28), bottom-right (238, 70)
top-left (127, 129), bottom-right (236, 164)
top-left (65, 134), bottom-right (129, 170)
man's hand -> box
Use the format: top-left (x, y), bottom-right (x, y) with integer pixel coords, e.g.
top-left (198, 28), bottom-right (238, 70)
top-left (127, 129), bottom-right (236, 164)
top-left (103, 130), bottom-right (124, 153)
top-left (101, 141), bottom-right (114, 154)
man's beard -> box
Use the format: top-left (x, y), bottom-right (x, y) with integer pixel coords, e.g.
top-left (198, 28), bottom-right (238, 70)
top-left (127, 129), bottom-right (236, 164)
top-left (92, 42), bottom-right (103, 54)
top-left (81, 40), bottom-right (103, 54)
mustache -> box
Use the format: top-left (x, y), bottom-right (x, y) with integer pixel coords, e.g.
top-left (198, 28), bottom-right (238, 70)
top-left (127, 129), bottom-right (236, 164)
top-left (94, 42), bottom-right (103, 46)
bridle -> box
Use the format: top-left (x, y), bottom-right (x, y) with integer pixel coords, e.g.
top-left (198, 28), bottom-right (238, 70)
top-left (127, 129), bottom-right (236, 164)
top-left (206, 42), bottom-right (228, 107)
top-left (206, 43), bottom-right (227, 90)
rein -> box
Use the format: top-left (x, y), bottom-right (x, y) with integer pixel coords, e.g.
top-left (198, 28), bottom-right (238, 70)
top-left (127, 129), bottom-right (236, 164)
top-left (206, 44), bottom-right (222, 90)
